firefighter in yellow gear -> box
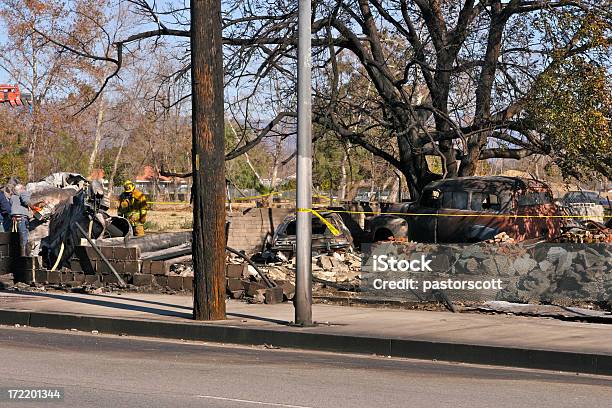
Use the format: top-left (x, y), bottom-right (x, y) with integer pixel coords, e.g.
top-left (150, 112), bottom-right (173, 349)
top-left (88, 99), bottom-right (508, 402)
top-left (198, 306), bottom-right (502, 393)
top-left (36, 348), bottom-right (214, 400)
top-left (118, 180), bottom-right (148, 236)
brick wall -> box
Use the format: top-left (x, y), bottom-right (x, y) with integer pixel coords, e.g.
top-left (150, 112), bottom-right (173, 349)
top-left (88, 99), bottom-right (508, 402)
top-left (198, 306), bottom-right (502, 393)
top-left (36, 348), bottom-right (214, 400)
top-left (226, 208), bottom-right (292, 253)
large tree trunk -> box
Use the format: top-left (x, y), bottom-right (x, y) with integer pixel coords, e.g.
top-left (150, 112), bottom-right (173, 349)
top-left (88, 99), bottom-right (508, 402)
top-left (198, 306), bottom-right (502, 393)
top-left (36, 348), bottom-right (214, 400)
top-left (397, 123), bottom-right (438, 201)
top-left (191, 0), bottom-right (226, 320)
top-left (459, 1), bottom-right (505, 177)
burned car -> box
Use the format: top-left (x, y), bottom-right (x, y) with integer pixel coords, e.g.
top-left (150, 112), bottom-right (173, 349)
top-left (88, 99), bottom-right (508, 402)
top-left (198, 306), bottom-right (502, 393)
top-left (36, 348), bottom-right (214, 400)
top-left (271, 212), bottom-right (353, 258)
top-left (370, 176), bottom-right (563, 243)
top-left (560, 191), bottom-right (606, 223)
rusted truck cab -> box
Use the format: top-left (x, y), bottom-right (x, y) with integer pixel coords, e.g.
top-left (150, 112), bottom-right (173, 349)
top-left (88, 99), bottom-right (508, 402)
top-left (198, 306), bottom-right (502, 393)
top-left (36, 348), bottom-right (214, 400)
top-left (405, 176), bottom-right (563, 243)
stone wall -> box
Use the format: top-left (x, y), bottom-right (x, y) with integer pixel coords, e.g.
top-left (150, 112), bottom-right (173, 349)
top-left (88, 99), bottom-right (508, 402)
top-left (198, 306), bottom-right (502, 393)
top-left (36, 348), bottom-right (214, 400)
top-left (362, 242), bottom-right (612, 305)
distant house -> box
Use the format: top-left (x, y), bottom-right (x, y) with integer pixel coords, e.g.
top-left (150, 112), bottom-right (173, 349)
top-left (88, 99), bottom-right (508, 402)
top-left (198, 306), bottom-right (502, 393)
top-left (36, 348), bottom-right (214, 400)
top-left (134, 166), bottom-right (190, 201)
top-left (91, 166), bottom-right (191, 202)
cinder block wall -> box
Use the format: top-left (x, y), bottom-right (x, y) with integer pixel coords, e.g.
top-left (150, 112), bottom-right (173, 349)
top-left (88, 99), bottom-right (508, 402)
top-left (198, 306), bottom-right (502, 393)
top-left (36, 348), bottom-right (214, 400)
top-left (0, 232), bottom-right (14, 275)
top-left (226, 208), bottom-right (293, 253)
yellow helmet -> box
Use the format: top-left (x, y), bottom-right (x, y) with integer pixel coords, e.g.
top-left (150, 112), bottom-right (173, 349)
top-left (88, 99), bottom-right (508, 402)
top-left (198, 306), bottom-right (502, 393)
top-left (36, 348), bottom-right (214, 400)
top-left (123, 180), bottom-right (135, 192)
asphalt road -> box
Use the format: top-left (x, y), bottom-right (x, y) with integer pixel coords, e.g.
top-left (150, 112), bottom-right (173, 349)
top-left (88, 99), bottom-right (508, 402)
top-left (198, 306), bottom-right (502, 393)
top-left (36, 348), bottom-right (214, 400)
top-left (0, 326), bottom-right (610, 408)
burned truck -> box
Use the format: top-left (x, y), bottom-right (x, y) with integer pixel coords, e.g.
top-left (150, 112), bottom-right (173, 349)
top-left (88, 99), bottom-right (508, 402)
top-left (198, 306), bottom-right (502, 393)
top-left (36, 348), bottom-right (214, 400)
top-left (369, 176), bottom-right (563, 243)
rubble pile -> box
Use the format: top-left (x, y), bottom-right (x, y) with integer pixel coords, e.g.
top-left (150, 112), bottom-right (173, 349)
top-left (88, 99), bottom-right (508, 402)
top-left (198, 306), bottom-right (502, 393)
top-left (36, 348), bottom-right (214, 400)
top-left (555, 222), bottom-right (612, 244)
top-left (312, 252), bottom-right (362, 284)
top-left (219, 249), bottom-right (363, 303)
top-left (485, 232), bottom-right (516, 244)
top-left (169, 261), bottom-right (193, 277)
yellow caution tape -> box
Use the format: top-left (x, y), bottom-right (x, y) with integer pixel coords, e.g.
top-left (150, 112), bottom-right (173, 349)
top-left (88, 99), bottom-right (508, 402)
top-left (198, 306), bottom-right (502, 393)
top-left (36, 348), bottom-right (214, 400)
top-left (147, 202), bottom-right (601, 219)
top-left (147, 189), bottom-right (346, 205)
top-left (320, 209), bottom-right (601, 219)
top-left (147, 195), bottom-right (602, 221)
top-left (297, 208), bottom-right (342, 236)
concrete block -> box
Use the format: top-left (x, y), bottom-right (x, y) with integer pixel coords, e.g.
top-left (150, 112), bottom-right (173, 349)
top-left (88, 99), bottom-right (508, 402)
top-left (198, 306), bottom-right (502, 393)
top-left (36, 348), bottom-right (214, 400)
top-left (12, 258), bottom-right (35, 283)
top-left (114, 246), bottom-right (140, 260)
top-left (154, 276), bottom-right (168, 287)
top-left (227, 278), bottom-right (245, 292)
top-left (264, 286), bottom-right (283, 304)
top-left (150, 260), bottom-right (170, 275)
top-left (96, 261), bottom-right (112, 275)
top-left (47, 271), bottom-right (61, 284)
top-left (168, 275), bottom-right (183, 291)
top-left (124, 260), bottom-right (141, 274)
top-left (110, 261), bottom-right (125, 274)
top-left (100, 246), bottom-right (115, 259)
top-left (141, 260), bottom-right (152, 274)
top-left (35, 269), bottom-right (48, 283)
top-left (182, 276), bottom-right (193, 291)
top-left (97, 260), bottom-right (125, 275)
top-left (245, 281), bottom-right (267, 296)
top-left (226, 264), bottom-right (245, 278)
top-left (132, 274), bottom-right (154, 287)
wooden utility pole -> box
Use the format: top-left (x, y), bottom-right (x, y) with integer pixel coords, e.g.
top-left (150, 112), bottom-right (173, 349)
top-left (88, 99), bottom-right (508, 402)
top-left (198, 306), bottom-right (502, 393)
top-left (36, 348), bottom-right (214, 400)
top-left (190, 0), bottom-right (226, 320)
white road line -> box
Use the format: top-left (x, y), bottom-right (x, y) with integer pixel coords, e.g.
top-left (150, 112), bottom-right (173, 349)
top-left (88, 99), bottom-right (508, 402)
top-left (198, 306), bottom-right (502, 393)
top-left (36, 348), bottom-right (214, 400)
top-left (196, 395), bottom-right (315, 408)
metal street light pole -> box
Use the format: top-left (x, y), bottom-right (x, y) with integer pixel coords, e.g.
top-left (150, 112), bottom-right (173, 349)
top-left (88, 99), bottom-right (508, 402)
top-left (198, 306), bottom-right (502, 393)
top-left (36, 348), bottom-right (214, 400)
top-left (295, 0), bottom-right (313, 326)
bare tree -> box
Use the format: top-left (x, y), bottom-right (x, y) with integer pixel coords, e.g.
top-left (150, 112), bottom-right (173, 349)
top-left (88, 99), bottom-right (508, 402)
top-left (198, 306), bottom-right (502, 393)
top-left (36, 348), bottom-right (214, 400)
top-left (221, 0), bottom-right (611, 198)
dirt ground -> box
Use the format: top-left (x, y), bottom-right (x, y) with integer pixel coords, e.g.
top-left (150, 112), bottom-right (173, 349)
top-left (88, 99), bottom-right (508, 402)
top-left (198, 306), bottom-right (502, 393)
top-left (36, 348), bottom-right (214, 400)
top-left (146, 209), bottom-right (193, 232)
top-left (109, 205), bottom-right (193, 232)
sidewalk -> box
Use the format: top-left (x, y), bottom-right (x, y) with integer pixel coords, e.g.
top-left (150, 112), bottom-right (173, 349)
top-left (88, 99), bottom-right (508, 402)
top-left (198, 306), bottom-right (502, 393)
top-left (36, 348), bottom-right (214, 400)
top-left (0, 290), bottom-right (610, 375)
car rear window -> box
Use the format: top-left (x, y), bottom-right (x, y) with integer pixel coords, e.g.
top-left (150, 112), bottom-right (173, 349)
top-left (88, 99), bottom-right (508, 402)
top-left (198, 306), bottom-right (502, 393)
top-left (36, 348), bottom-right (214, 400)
top-left (284, 218), bottom-right (332, 235)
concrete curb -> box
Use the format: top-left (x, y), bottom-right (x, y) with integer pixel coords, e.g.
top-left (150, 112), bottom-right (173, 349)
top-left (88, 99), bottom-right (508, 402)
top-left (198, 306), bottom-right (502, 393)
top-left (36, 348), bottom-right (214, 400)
top-left (1, 309), bottom-right (610, 376)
